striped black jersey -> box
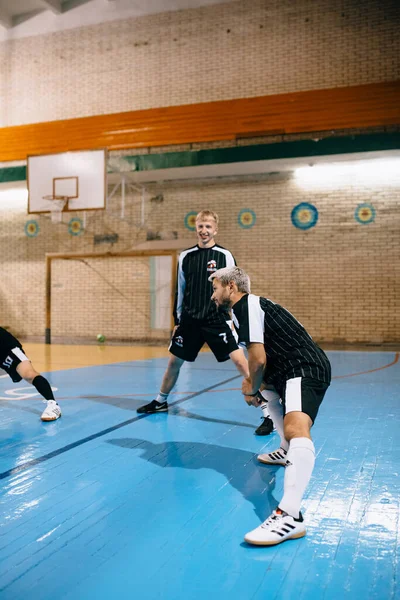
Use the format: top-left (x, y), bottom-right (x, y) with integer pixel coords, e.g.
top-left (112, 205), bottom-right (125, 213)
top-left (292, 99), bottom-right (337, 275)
top-left (173, 244), bottom-right (236, 324)
top-left (232, 294), bottom-right (331, 386)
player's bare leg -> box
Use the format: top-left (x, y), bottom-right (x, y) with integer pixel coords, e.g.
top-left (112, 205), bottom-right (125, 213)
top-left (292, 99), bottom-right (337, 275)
top-left (159, 354), bottom-right (185, 395)
top-left (137, 355), bottom-right (185, 414)
top-left (228, 348), bottom-right (248, 378)
top-left (16, 360), bottom-right (41, 384)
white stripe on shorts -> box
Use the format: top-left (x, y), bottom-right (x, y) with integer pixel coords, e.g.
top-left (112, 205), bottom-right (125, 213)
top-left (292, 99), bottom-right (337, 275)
top-left (11, 347), bottom-right (29, 362)
top-left (285, 376), bottom-right (302, 413)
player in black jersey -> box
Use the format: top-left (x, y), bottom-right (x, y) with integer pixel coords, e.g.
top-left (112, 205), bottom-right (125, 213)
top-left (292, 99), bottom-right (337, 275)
top-left (210, 266), bottom-right (331, 546)
top-left (137, 210), bottom-right (274, 435)
top-left (0, 327), bottom-right (61, 421)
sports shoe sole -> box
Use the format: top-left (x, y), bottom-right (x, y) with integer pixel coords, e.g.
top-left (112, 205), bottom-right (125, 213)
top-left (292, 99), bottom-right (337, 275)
top-left (254, 428), bottom-right (275, 436)
top-left (257, 454), bottom-right (286, 466)
top-left (137, 408), bottom-right (169, 414)
top-left (41, 414), bottom-right (61, 422)
top-left (244, 530), bottom-right (306, 546)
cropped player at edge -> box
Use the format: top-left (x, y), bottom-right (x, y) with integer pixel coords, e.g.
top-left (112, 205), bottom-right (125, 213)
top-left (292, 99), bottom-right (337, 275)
top-left (210, 266), bottom-right (331, 546)
top-left (137, 210), bottom-right (274, 436)
top-left (0, 326), bottom-right (61, 421)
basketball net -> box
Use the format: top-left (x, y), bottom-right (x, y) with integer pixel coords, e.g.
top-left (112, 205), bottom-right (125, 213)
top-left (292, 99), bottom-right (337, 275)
top-left (43, 195), bottom-right (69, 223)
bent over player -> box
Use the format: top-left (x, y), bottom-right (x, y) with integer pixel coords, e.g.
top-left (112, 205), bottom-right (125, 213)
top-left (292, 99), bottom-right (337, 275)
top-left (137, 210), bottom-right (274, 436)
top-left (0, 326), bottom-right (61, 421)
top-left (210, 266), bottom-right (331, 546)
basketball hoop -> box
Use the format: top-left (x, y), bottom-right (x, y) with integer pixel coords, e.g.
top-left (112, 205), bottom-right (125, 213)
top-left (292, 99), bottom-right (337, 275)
top-left (42, 195), bottom-right (71, 223)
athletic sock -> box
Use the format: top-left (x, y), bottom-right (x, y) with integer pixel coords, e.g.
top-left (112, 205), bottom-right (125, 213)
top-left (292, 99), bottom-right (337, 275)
top-left (259, 402), bottom-right (271, 418)
top-left (156, 392), bottom-right (169, 404)
top-left (32, 375), bottom-right (55, 401)
top-left (260, 389), bottom-right (288, 451)
top-left (278, 437), bottom-right (315, 519)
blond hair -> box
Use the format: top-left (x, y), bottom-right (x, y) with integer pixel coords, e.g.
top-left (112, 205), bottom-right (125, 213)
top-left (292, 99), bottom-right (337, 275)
top-left (195, 210), bottom-right (219, 225)
top-left (209, 266), bottom-right (251, 294)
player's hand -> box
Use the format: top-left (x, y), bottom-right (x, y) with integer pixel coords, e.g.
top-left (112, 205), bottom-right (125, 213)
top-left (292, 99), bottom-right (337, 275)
top-left (244, 394), bottom-right (262, 407)
top-left (171, 325), bottom-right (179, 338)
top-left (242, 378), bottom-right (254, 396)
top-left (242, 378), bottom-right (261, 407)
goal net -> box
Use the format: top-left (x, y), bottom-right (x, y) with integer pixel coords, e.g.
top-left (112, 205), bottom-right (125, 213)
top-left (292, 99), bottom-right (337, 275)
top-left (46, 251), bottom-right (176, 344)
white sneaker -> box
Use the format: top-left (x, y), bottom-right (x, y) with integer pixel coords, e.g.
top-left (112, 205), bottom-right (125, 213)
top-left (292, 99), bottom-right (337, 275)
top-left (257, 447), bottom-right (288, 466)
top-left (41, 400), bottom-right (62, 422)
top-left (244, 509), bottom-right (306, 546)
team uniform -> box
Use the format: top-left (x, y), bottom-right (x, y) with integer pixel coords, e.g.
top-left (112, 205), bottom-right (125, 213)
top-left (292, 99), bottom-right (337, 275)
top-left (231, 294), bottom-right (331, 422)
top-left (231, 294), bottom-right (331, 546)
top-left (0, 327), bottom-right (30, 382)
top-left (170, 244), bottom-right (239, 362)
top-left (138, 242), bottom-right (274, 435)
top-left (0, 326), bottom-right (61, 421)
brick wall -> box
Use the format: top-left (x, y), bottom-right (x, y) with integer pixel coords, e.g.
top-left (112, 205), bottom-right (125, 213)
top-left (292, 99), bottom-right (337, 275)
top-left (142, 175), bottom-right (400, 344)
top-left (1, 170), bottom-right (399, 344)
top-left (0, 0), bottom-right (399, 126)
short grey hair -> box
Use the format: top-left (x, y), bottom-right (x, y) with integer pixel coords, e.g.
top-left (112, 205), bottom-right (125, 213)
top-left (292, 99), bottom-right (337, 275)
top-left (209, 266), bottom-right (251, 293)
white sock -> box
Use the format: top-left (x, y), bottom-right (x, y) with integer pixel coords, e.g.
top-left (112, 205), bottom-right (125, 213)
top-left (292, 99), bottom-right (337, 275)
top-left (156, 392), bottom-right (169, 403)
top-left (260, 389), bottom-right (287, 451)
top-left (279, 437), bottom-right (315, 519)
top-left (259, 402), bottom-right (270, 418)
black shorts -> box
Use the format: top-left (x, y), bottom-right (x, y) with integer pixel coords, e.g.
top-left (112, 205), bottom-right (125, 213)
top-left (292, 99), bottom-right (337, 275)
top-left (0, 344), bottom-right (29, 383)
top-left (169, 315), bottom-right (239, 362)
top-left (276, 376), bottom-right (329, 423)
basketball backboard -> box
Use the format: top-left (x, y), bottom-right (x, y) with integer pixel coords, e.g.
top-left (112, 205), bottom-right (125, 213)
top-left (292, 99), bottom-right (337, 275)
top-left (28, 149), bottom-right (106, 214)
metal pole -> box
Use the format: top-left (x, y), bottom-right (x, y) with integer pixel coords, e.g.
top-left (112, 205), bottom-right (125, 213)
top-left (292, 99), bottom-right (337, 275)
top-left (141, 186), bottom-right (145, 227)
top-left (121, 176), bottom-right (125, 219)
top-left (45, 255), bottom-right (52, 344)
top-left (106, 181), bottom-right (121, 208)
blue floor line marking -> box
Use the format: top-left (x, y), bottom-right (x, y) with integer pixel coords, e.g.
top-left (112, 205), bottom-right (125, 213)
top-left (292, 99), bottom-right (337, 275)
top-left (0, 373), bottom-right (240, 481)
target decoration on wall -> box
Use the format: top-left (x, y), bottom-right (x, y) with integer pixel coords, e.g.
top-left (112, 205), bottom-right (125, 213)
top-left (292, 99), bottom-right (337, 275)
top-left (68, 217), bottom-right (84, 236)
top-left (24, 220), bottom-right (39, 237)
top-left (238, 209), bottom-right (256, 229)
top-left (354, 203), bottom-right (375, 225)
top-left (291, 203), bottom-right (318, 230)
top-left (184, 211), bottom-right (197, 231)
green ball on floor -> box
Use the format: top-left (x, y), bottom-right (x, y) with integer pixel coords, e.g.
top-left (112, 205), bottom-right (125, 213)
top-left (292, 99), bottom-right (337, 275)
top-left (97, 334), bottom-right (106, 343)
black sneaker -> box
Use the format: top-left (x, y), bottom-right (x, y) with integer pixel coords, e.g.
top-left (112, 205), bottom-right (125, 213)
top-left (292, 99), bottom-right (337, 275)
top-left (136, 399), bottom-right (169, 414)
top-left (254, 416), bottom-right (275, 436)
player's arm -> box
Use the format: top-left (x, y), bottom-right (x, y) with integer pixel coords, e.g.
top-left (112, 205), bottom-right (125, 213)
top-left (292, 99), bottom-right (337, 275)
top-left (242, 342), bottom-right (266, 405)
top-left (236, 294), bottom-right (266, 406)
top-left (225, 249), bottom-right (236, 268)
top-left (172, 254), bottom-right (186, 326)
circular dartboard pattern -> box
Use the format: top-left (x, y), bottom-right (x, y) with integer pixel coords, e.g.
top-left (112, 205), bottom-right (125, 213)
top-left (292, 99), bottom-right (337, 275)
top-left (238, 209), bottom-right (256, 229)
top-left (291, 203), bottom-right (318, 230)
top-left (184, 211), bottom-right (198, 231)
top-left (354, 203), bottom-right (375, 225)
top-left (24, 220), bottom-right (39, 237)
top-left (68, 218), bottom-right (84, 236)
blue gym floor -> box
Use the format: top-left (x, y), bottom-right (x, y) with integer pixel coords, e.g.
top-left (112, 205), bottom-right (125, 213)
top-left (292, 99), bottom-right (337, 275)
top-left (0, 350), bottom-right (399, 600)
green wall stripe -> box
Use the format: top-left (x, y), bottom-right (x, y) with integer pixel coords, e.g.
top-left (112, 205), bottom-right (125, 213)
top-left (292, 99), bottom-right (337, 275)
top-left (0, 133), bottom-right (398, 184)
top-left (0, 165), bottom-right (27, 183)
top-left (126, 133), bottom-right (400, 172)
